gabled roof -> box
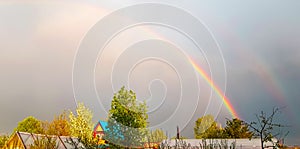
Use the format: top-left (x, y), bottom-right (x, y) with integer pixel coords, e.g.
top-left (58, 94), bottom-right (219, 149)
top-left (3, 131), bottom-right (85, 149)
top-left (93, 120), bottom-right (125, 140)
top-left (94, 120), bottom-right (108, 132)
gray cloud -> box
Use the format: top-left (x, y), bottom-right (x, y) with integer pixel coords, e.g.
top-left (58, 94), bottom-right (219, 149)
top-left (0, 0), bottom-right (299, 145)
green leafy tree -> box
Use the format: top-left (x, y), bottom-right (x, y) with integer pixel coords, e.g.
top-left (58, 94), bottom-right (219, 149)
top-left (224, 118), bottom-right (253, 138)
top-left (69, 102), bottom-right (96, 148)
top-left (148, 129), bottom-right (167, 143)
top-left (29, 136), bottom-right (58, 149)
top-left (13, 116), bottom-right (44, 134)
top-left (194, 115), bottom-right (224, 139)
top-left (106, 86), bottom-right (148, 148)
top-left (46, 111), bottom-right (71, 136)
top-left (243, 107), bottom-right (289, 149)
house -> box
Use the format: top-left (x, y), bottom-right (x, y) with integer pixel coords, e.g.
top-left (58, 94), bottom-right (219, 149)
top-left (3, 131), bottom-right (85, 149)
top-left (93, 120), bottom-right (108, 140)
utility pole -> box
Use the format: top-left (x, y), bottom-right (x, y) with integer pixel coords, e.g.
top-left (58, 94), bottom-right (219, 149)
top-left (176, 126), bottom-right (180, 139)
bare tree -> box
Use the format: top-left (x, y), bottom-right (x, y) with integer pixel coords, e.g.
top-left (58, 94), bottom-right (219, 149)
top-left (243, 107), bottom-right (289, 149)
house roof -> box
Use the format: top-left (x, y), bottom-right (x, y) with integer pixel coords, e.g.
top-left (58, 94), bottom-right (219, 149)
top-left (4, 131), bottom-right (85, 149)
top-left (94, 120), bottom-right (108, 132)
top-left (93, 120), bottom-right (125, 140)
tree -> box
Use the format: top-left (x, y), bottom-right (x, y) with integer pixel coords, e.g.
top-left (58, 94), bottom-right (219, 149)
top-left (224, 118), bottom-right (253, 138)
top-left (29, 136), bottom-right (58, 149)
top-left (194, 115), bottom-right (224, 139)
top-left (13, 116), bottom-right (44, 134)
top-left (106, 86), bottom-right (148, 148)
top-left (145, 129), bottom-right (167, 149)
top-left (0, 134), bottom-right (9, 148)
top-left (243, 107), bottom-right (289, 149)
top-left (148, 129), bottom-right (167, 143)
top-left (45, 111), bottom-right (71, 136)
top-left (69, 102), bottom-right (96, 148)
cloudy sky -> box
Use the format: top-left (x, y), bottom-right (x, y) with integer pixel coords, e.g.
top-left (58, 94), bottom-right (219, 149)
top-left (0, 0), bottom-right (299, 145)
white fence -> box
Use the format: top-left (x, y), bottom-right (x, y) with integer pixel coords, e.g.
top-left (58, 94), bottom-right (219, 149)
top-left (160, 139), bottom-right (278, 149)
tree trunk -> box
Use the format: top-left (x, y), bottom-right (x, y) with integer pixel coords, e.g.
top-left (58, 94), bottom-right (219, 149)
top-left (260, 133), bottom-right (264, 149)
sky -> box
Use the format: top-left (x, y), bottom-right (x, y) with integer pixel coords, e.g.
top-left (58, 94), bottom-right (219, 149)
top-left (0, 0), bottom-right (300, 145)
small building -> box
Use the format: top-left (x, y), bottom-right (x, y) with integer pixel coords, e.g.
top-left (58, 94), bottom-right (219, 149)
top-left (93, 120), bottom-right (108, 140)
top-left (3, 131), bottom-right (85, 149)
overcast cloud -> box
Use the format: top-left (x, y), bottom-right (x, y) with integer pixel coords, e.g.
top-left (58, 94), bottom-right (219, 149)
top-left (0, 0), bottom-right (299, 145)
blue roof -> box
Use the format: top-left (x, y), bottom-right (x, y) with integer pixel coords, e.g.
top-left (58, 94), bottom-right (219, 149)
top-left (94, 120), bottom-right (124, 139)
top-left (94, 120), bottom-right (109, 132)
top-left (99, 120), bottom-right (108, 132)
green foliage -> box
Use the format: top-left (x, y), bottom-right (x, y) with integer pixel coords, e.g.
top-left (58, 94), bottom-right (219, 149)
top-left (29, 136), bottom-right (58, 149)
top-left (224, 118), bottom-right (253, 138)
top-left (0, 134), bottom-right (9, 148)
top-left (106, 86), bottom-right (148, 148)
top-left (194, 115), bottom-right (224, 139)
top-left (148, 129), bottom-right (167, 143)
top-left (45, 111), bottom-right (71, 136)
top-left (69, 102), bottom-right (96, 149)
top-left (13, 116), bottom-right (44, 134)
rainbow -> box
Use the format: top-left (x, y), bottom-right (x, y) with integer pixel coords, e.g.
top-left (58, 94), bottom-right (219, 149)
top-left (189, 58), bottom-right (239, 119)
top-left (218, 24), bottom-right (294, 121)
top-left (139, 25), bottom-right (240, 118)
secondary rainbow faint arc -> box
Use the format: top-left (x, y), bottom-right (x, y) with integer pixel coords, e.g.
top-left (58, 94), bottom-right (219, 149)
top-left (189, 58), bottom-right (239, 118)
